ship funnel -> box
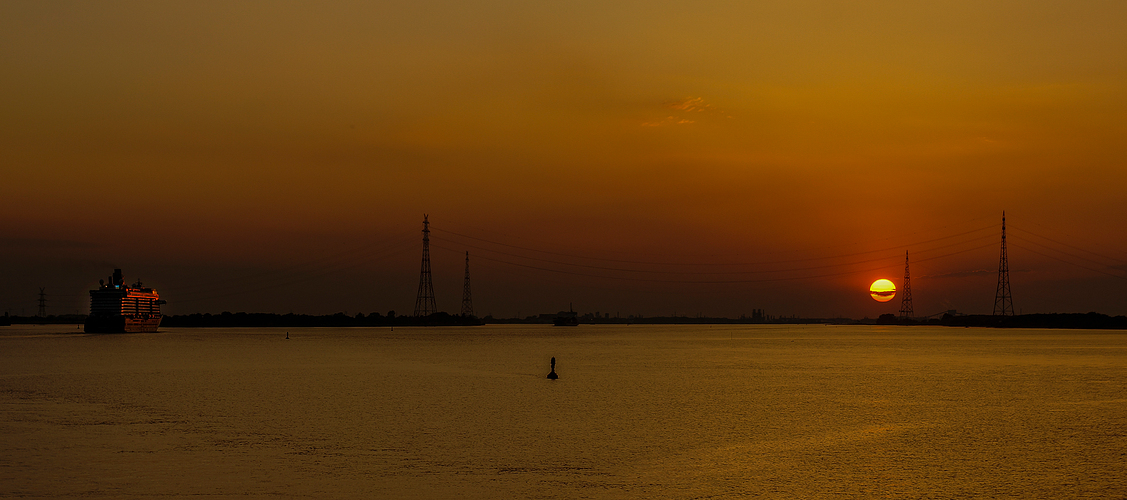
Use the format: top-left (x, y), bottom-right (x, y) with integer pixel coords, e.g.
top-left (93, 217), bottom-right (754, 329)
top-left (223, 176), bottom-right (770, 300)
top-left (112, 269), bottom-right (123, 287)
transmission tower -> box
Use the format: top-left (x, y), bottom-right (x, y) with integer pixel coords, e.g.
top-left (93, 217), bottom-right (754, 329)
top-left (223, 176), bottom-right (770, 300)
top-left (993, 211), bottom-right (1014, 316)
top-left (413, 214), bottom-right (437, 316)
top-left (460, 251), bottom-right (474, 317)
top-left (899, 251), bottom-right (914, 319)
top-left (37, 288), bottom-right (47, 317)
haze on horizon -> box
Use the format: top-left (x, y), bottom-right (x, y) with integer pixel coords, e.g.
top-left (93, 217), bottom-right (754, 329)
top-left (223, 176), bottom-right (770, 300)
top-left (2, 1), bottom-right (1125, 319)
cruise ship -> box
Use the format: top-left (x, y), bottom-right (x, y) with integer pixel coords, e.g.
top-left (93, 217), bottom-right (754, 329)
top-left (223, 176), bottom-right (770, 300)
top-left (85, 269), bottom-right (165, 333)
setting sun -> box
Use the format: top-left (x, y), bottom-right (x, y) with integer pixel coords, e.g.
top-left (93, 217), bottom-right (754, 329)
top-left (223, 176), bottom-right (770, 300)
top-left (869, 279), bottom-right (897, 303)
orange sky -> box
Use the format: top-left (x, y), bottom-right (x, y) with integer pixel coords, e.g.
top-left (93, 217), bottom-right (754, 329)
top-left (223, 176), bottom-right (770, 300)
top-left (2, 1), bottom-right (1125, 317)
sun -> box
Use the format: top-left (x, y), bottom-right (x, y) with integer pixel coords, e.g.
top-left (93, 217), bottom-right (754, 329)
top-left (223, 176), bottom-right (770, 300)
top-left (869, 279), bottom-right (897, 302)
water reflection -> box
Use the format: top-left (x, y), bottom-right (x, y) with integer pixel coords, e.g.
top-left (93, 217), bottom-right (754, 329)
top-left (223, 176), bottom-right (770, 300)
top-left (0, 325), bottom-right (1124, 498)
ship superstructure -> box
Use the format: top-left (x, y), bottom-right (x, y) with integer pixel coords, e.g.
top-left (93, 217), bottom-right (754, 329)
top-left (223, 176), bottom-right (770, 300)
top-left (85, 269), bottom-right (165, 333)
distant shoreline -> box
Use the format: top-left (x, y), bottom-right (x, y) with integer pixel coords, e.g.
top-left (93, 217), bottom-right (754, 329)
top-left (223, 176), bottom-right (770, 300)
top-left (5, 312), bottom-right (1125, 330)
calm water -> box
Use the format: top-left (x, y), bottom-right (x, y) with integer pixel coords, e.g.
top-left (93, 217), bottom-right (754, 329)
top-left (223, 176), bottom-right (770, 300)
top-left (1, 324), bottom-right (1125, 499)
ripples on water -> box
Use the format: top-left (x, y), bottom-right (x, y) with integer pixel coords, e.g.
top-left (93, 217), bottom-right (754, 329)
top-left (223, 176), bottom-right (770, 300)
top-left (1, 324), bottom-right (1125, 498)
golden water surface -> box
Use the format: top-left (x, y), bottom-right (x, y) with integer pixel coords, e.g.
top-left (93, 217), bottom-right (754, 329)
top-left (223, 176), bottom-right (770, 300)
top-left (1, 324), bottom-right (1125, 498)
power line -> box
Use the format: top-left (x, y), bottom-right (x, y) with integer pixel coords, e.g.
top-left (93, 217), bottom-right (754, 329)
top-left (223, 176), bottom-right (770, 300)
top-left (1009, 242), bottom-right (1127, 281)
top-left (1018, 220), bottom-right (1127, 263)
top-left (431, 222), bottom-right (997, 269)
top-left (1008, 230), bottom-right (1127, 269)
top-left (442, 214), bottom-right (997, 260)
top-left (165, 231), bottom-right (417, 297)
top-left (432, 231), bottom-right (996, 277)
top-left (170, 239), bottom-right (417, 304)
top-left (430, 240), bottom-right (996, 285)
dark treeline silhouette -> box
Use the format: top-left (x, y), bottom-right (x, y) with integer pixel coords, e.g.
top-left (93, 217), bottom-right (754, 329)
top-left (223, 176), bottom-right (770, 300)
top-left (491, 315), bottom-right (755, 325)
top-left (161, 311), bottom-right (483, 328)
top-left (2, 314), bottom-right (87, 325)
top-left (937, 313), bottom-right (1127, 329)
top-left (5, 311), bottom-right (1125, 330)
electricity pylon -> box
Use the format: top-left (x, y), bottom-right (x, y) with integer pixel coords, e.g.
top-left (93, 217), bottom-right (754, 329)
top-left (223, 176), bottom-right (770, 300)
top-left (993, 211), bottom-right (1014, 316)
top-left (413, 215), bottom-right (437, 316)
top-left (37, 288), bottom-right (47, 317)
top-left (460, 251), bottom-right (474, 317)
top-left (899, 251), bottom-right (913, 319)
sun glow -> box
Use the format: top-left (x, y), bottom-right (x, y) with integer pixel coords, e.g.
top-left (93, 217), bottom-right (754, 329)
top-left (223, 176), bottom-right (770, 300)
top-left (869, 279), bottom-right (897, 302)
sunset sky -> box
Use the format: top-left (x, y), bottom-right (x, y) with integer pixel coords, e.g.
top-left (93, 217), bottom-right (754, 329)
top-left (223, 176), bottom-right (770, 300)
top-left (2, 1), bottom-right (1125, 318)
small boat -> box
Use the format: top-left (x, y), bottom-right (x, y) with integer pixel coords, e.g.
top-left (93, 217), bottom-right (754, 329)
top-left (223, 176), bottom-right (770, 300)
top-left (553, 303), bottom-right (579, 327)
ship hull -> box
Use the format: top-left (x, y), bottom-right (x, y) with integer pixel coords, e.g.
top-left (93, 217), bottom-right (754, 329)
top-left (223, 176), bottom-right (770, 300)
top-left (87, 269), bottom-right (164, 333)
top-left (84, 315), bottom-right (162, 333)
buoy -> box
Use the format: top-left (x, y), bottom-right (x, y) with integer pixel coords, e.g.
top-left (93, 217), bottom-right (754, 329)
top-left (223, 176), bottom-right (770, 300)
top-left (546, 357), bottom-right (558, 380)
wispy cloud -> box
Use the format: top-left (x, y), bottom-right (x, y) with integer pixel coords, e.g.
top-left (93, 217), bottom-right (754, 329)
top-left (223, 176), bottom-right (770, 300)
top-left (641, 116), bottom-right (696, 127)
top-left (641, 97), bottom-right (731, 126)
top-left (667, 97), bottom-right (708, 112)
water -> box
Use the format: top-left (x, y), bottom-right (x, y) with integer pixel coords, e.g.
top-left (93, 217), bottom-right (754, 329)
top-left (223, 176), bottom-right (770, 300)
top-left (1, 324), bottom-right (1125, 498)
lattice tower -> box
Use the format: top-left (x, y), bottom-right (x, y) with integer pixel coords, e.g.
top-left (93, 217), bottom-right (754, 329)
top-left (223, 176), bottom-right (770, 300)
top-left (460, 251), bottom-right (474, 317)
top-left (899, 251), bottom-right (914, 319)
top-left (993, 211), bottom-right (1014, 316)
top-left (37, 288), bottom-right (47, 317)
top-left (413, 215), bottom-right (437, 316)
